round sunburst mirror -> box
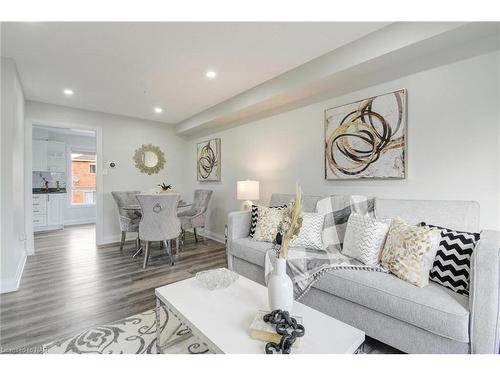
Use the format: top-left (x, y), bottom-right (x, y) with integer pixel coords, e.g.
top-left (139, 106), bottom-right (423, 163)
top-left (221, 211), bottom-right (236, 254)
top-left (133, 144), bottom-right (165, 175)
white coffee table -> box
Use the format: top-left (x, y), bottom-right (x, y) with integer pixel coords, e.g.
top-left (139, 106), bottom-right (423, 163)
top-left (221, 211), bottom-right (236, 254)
top-left (155, 270), bottom-right (365, 354)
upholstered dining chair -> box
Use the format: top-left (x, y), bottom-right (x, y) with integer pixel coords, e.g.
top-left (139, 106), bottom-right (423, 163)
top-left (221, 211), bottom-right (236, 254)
top-left (136, 193), bottom-right (181, 269)
top-left (111, 190), bottom-right (142, 252)
top-left (178, 189), bottom-right (213, 246)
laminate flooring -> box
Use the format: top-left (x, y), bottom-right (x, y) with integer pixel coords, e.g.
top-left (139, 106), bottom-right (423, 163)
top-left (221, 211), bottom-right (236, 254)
top-left (0, 224), bottom-right (227, 352)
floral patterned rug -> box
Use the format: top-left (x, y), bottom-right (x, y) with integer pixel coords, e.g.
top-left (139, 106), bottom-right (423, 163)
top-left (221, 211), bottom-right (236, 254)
top-left (43, 307), bottom-right (212, 354)
top-left (42, 307), bottom-right (399, 354)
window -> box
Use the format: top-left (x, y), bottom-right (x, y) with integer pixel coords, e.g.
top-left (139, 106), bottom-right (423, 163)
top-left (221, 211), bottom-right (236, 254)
top-left (84, 191), bottom-right (96, 204)
top-left (71, 151), bottom-right (96, 205)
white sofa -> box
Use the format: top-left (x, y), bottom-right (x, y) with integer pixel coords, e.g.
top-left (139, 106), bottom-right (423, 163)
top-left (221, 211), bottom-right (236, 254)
top-left (226, 194), bottom-right (500, 354)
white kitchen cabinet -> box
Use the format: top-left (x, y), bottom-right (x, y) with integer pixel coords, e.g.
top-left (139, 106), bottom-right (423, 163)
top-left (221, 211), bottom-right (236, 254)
top-left (46, 141), bottom-right (66, 172)
top-left (47, 194), bottom-right (64, 226)
top-left (32, 140), bottom-right (48, 171)
top-left (32, 140), bottom-right (66, 172)
top-left (32, 194), bottom-right (48, 215)
top-left (33, 214), bottom-right (47, 227)
top-left (33, 193), bottom-right (65, 232)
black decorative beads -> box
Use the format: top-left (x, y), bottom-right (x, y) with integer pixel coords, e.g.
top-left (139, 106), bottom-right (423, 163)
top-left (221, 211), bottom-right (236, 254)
top-left (263, 309), bottom-right (305, 354)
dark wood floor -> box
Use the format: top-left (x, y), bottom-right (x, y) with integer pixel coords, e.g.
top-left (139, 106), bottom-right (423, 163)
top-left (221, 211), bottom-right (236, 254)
top-left (0, 224), bottom-right (227, 352)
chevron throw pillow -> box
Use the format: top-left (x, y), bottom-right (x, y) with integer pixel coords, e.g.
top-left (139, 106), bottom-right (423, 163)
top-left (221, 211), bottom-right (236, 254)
top-left (289, 212), bottom-right (326, 250)
top-left (342, 213), bottom-right (391, 266)
top-left (420, 222), bottom-right (480, 296)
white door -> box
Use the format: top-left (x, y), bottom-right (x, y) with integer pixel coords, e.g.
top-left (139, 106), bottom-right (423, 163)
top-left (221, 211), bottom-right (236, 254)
top-left (32, 140), bottom-right (48, 171)
top-left (46, 141), bottom-right (66, 172)
top-left (47, 194), bottom-right (64, 226)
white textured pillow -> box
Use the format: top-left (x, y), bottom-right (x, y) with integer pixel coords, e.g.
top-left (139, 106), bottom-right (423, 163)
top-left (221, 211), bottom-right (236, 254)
top-left (253, 206), bottom-right (286, 243)
top-left (289, 212), bottom-right (325, 250)
top-left (342, 213), bottom-right (391, 266)
top-left (380, 218), bottom-right (441, 288)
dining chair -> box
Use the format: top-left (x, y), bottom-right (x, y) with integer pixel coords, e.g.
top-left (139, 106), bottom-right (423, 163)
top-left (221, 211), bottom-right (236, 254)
top-left (178, 189), bottom-right (213, 246)
top-left (111, 190), bottom-right (142, 252)
top-left (136, 193), bottom-right (181, 269)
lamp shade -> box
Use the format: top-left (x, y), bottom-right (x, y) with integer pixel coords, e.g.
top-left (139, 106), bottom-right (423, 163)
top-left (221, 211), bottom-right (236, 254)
top-left (237, 180), bottom-right (260, 201)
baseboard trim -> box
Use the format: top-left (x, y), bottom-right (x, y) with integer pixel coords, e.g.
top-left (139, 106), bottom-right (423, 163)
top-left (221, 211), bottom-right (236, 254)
top-left (201, 229), bottom-right (225, 244)
top-left (0, 254), bottom-right (27, 294)
top-left (34, 224), bottom-right (63, 233)
top-left (64, 218), bottom-right (96, 226)
top-left (100, 233), bottom-right (137, 247)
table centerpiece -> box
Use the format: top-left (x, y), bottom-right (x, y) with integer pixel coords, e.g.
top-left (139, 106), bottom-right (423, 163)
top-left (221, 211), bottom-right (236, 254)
top-left (268, 184), bottom-right (303, 312)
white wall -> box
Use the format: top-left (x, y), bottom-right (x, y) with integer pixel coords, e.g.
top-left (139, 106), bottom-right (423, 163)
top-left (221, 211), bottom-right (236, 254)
top-left (32, 126), bottom-right (97, 225)
top-left (1, 57), bottom-right (27, 293)
top-left (185, 51), bottom-right (500, 238)
top-left (25, 102), bottom-right (188, 246)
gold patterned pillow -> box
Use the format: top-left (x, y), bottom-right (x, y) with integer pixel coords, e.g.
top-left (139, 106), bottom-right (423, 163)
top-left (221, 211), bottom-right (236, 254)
top-left (380, 217), bottom-right (441, 287)
top-left (252, 205), bottom-right (286, 243)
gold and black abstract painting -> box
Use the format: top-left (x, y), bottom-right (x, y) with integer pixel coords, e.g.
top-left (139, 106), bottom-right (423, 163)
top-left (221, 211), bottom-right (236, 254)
top-left (197, 138), bottom-right (221, 182)
top-left (325, 89), bottom-right (406, 179)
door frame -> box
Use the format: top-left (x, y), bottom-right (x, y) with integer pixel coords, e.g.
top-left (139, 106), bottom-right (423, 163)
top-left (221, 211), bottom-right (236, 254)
top-left (25, 120), bottom-right (103, 254)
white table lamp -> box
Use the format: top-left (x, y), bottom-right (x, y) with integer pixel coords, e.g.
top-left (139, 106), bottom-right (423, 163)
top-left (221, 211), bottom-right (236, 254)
top-left (237, 180), bottom-right (259, 211)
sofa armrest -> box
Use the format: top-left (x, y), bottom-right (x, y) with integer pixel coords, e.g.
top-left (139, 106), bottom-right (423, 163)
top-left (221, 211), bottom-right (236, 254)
top-left (227, 211), bottom-right (251, 241)
top-left (226, 211), bottom-right (251, 270)
top-left (469, 230), bottom-right (500, 353)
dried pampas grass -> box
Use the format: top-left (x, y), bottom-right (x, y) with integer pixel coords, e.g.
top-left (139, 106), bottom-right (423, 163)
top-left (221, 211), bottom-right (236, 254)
top-left (278, 184), bottom-right (303, 259)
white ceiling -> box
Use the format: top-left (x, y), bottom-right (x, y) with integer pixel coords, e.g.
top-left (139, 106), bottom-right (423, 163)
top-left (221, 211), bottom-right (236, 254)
top-left (1, 22), bottom-right (389, 124)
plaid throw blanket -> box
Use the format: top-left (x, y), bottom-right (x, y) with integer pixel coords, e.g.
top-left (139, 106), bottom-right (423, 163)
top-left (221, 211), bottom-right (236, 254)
top-left (265, 195), bottom-right (387, 300)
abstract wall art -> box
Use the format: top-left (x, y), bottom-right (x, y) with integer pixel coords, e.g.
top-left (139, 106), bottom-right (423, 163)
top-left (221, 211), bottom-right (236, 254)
top-left (324, 89), bottom-right (407, 180)
top-left (197, 138), bottom-right (221, 182)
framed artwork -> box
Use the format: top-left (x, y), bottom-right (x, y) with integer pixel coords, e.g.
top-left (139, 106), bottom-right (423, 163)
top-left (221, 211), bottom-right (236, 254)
top-left (197, 138), bottom-right (221, 182)
top-left (324, 89), bottom-right (407, 180)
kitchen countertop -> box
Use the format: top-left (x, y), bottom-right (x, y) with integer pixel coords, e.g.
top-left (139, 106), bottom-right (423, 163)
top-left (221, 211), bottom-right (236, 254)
top-left (33, 188), bottom-right (67, 194)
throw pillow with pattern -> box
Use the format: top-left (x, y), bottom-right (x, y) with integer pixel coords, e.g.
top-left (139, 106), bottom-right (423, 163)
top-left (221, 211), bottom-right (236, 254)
top-left (380, 218), bottom-right (441, 287)
top-left (420, 222), bottom-right (480, 296)
top-left (342, 213), bottom-right (391, 266)
top-left (250, 204), bottom-right (286, 238)
top-left (289, 212), bottom-right (326, 250)
top-left (252, 205), bottom-right (287, 243)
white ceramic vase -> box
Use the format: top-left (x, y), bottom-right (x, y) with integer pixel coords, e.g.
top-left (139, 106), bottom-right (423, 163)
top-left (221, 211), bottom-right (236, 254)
top-left (268, 258), bottom-right (294, 312)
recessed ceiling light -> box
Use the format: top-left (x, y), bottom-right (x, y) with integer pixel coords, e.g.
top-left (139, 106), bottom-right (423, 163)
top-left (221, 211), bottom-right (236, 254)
top-left (206, 70), bottom-right (217, 79)
top-left (63, 89), bottom-right (74, 96)
top-left (154, 107), bottom-right (163, 114)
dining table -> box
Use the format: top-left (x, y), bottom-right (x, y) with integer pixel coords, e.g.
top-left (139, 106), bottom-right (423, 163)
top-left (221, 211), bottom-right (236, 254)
top-left (122, 201), bottom-right (192, 212)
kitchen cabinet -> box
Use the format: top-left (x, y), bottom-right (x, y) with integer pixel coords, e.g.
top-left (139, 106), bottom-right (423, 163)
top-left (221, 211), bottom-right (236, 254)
top-left (33, 193), bottom-right (65, 232)
top-left (32, 194), bottom-right (47, 215)
top-left (47, 194), bottom-right (64, 226)
top-left (32, 140), bottom-right (66, 172)
top-left (47, 141), bottom-right (66, 172)
top-left (32, 140), bottom-right (48, 171)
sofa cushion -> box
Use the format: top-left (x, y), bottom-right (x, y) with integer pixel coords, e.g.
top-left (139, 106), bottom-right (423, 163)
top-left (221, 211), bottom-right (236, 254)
top-left (313, 269), bottom-right (470, 342)
top-left (253, 206), bottom-right (286, 243)
top-left (250, 204), bottom-right (287, 238)
top-left (289, 212), bottom-right (326, 250)
top-left (420, 222), bottom-right (480, 296)
top-left (230, 237), bottom-right (274, 267)
top-left (380, 217), bottom-right (441, 287)
top-left (342, 213), bottom-right (391, 266)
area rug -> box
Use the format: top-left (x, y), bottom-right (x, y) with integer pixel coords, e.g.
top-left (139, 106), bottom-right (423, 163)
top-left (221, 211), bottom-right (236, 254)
top-left (43, 307), bottom-right (212, 354)
top-left (43, 307), bottom-right (399, 354)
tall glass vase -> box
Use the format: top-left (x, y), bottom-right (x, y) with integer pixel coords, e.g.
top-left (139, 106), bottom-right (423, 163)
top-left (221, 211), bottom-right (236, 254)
top-left (267, 258), bottom-right (294, 312)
